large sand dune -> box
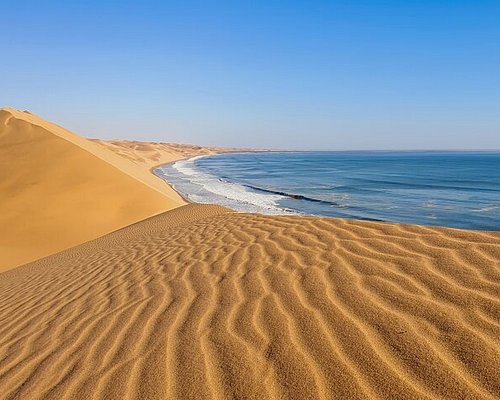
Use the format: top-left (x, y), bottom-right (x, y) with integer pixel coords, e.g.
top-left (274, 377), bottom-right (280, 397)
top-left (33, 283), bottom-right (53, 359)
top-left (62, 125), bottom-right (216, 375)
top-left (1, 204), bottom-right (499, 399)
top-left (0, 109), bottom-right (221, 271)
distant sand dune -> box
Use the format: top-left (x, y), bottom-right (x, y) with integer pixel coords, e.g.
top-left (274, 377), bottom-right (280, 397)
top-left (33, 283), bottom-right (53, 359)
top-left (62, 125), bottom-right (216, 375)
top-left (89, 139), bottom-right (227, 169)
top-left (1, 204), bottom-right (499, 399)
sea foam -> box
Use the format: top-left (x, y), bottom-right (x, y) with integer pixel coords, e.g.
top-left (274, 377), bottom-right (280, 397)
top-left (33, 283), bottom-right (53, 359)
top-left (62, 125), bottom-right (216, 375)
top-left (156, 156), bottom-right (292, 215)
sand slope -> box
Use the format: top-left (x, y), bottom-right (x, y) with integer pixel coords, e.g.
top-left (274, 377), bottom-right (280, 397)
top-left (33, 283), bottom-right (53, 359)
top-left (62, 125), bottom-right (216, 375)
top-left (1, 204), bottom-right (499, 399)
top-left (0, 108), bottom-right (184, 271)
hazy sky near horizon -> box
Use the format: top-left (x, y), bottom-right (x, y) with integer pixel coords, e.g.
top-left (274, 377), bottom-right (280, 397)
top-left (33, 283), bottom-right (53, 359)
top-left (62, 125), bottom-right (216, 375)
top-left (2, 1), bottom-right (499, 150)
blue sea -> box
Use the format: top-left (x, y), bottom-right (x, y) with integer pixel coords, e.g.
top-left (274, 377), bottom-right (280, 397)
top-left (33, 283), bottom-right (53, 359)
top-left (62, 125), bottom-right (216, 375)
top-left (155, 152), bottom-right (500, 231)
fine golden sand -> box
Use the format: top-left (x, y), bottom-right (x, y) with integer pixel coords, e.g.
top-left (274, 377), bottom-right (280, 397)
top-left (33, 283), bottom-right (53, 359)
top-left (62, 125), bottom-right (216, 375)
top-left (1, 109), bottom-right (499, 399)
top-left (1, 205), bottom-right (499, 399)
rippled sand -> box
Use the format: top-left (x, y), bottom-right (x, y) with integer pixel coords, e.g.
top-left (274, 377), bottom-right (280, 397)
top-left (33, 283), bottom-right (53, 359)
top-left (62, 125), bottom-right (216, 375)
top-left (1, 204), bottom-right (499, 399)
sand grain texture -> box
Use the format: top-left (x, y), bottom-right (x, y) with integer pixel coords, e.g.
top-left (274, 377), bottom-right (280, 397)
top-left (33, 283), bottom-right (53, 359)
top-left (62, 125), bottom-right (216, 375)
top-left (1, 205), bottom-right (499, 399)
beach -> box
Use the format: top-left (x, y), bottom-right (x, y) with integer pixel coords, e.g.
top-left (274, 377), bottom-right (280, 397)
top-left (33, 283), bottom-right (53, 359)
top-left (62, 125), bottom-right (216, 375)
top-left (1, 108), bottom-right (499, 399)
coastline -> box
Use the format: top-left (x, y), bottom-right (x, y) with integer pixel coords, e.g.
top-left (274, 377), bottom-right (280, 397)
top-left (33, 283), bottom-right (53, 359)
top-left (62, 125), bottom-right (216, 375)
top-left (150, 157), bottom-right (199, 205)
top-left (154, 152), bottom-right (299, 216)
top-left (149, 151), bottom-right (269, 206)
top-left (153, 151), bottom-right (500, 232)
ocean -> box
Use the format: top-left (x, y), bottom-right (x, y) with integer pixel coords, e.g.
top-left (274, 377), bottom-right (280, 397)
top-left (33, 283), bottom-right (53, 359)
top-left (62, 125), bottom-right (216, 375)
top-left (155, 151), bottom-right (500, 231)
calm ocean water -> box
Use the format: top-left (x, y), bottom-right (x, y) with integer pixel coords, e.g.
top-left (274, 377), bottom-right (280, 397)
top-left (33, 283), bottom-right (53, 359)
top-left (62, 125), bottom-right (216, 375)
top-left (156, 152), bottom-right (500, 230)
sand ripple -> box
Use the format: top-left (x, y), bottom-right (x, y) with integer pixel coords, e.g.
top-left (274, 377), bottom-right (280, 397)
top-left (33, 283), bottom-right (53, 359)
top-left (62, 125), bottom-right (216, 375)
top-left (1, 204), bottom-right (499, 399)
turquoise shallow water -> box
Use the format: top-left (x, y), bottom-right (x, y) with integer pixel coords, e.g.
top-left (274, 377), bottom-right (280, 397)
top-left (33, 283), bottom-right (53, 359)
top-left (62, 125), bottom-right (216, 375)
top-left (156, 151), bottom-right (500, 231)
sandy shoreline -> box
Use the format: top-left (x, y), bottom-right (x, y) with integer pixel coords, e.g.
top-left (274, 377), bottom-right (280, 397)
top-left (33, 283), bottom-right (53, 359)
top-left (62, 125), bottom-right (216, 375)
top-left (150, 155), bottom-right (209, 205)
top-left (1, 108), bottom-right (499, 399)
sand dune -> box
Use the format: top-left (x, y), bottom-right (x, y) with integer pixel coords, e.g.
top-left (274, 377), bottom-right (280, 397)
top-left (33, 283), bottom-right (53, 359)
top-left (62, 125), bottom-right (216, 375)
top-left (89, 139), bottom-right (229, 169)
top-left (1, 204), bottom-right (499, 399)
top-left (0, 109), bottom-right (221, 271)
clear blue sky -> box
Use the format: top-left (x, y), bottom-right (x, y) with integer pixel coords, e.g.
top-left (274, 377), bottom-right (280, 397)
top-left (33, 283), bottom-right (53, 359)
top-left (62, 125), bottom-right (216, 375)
top-left (2, 1), bottom-right (499, 149)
